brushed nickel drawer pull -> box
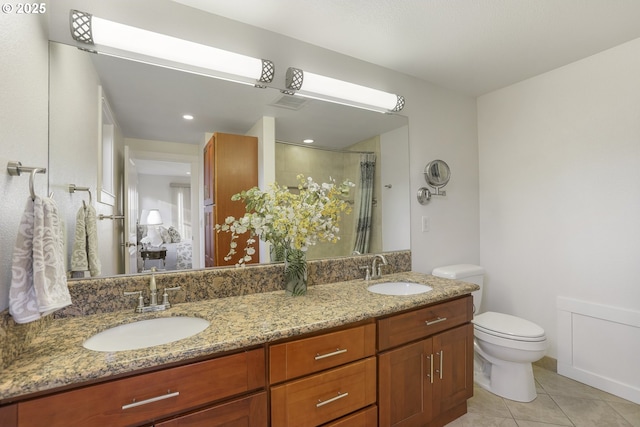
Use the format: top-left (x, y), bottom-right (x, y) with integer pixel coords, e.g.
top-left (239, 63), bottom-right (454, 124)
top-left (314, 348), bottom-right (347, 360)
top-left (122, 390), bottom-right (180, 410)
top-left (316, 391), bottom-right (349, 407)
top-left (425, 317), bottom-right (447, 326)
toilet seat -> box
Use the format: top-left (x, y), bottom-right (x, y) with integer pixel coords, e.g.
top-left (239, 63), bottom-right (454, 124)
top-left (473, 311), bottom-right (546, 342)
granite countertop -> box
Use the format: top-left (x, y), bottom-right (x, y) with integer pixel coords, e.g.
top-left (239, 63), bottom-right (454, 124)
top-left (0, 272), bottom-right (478, 402)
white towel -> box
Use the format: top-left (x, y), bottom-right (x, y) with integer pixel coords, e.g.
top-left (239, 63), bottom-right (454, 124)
top-left (10, 196), bottom-right (72, 324)
top-left (71, 204), bottom-right (101, 277)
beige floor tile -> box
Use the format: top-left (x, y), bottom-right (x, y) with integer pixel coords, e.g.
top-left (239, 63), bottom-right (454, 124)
top-left (444, 367), bottom-right (640, 426)
top-left (607, 401), bottom-right (640, 427)
top-left (505, 394), bottom-right (573, 426)
top-left (468, 386), bottom-right (512, 418)
top-left (515, 422), bottom-right (576, 427)
top-left (444, 412), bottom-right (518, 426)
top-left (551, 395), bottom-right (633, 427)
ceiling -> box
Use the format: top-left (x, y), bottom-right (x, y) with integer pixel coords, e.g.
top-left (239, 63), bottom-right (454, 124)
top-left (174, 0), bottom-right (640, 96)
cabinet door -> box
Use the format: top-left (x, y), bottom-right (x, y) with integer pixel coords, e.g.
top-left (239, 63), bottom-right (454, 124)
top-left (212, 133), bottom-right (259, 266)
top-left (433, 323), bottom-right (474, 415)
top-left (203, 137), bottom-right (214, 205)
top-left (204, 204), bottom-right (215, 267)
top-left (0, 404), bottom-right (16, 427)
top-left (155, 392), bottom-right (267, 427)
top-left (378, 340), bottom-right (433, 427)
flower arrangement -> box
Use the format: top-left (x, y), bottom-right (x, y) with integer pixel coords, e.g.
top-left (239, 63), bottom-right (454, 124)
top-left (215, 175), bottom-right (354, 266)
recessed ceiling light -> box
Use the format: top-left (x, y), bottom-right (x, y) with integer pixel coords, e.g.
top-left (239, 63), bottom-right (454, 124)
top-left (303, 139), bottom-right (314, 144)
top-left (183, 114), bottom-right (194, 120)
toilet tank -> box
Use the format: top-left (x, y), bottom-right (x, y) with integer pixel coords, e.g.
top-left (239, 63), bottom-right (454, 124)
top-left (432, 264), bottom-right (485, 314)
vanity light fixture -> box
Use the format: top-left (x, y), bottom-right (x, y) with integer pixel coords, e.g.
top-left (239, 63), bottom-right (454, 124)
top-left (285, 67), bottom-right (405, 113)
top-left (69, 10), bottom-right (274, 87)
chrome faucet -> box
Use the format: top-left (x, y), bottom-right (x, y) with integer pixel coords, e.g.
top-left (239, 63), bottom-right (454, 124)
top-left (124, 268), bottom-right (181, 313)
top-left (371, 254), bottom-right (388, 279)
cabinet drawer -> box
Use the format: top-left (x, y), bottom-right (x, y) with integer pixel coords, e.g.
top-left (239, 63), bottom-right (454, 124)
top-left (378, 296), bottom-right (472, 351)
top-left (18, 349), bottom-right (265, 427)
top-left (155, 391), bottom-right (267, 427)
top-left (269, 323), bottom-right (375, 383)
top-left (323, 405), bottom-right (377, 427)
top-left (271, 357), bottom-right (377, 427)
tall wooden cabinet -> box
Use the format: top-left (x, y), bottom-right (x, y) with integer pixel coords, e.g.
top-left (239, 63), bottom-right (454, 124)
top-left (203, 132), bottom-right (259, 267)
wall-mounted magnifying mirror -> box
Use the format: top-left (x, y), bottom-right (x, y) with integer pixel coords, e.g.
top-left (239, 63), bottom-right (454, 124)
top-left (417, 159), bottom-right (450, 205)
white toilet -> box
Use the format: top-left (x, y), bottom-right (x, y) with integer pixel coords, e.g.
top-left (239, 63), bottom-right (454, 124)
top-left (432, 264), bottom-right (547, 402)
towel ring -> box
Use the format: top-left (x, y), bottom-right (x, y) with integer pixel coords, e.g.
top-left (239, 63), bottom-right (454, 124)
top-left (69, 184), bottom-right (93, 204)
top-left (7, 161), bottom-right (47, 201)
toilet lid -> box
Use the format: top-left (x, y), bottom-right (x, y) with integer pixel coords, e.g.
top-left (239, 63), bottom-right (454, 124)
top-left (473, 311), bottom-right (545, 341)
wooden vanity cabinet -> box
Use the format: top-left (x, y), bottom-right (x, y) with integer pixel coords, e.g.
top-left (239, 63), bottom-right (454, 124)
top-left (377, 296), bottom-right (474, 427)
top-left (269, 323), bottom-right (377, 427)
top-left (16, 348), bottom-right (265, 427)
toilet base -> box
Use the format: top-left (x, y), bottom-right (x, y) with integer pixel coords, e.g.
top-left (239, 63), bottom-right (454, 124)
top-left (474, 350), bottom-right (537, 402)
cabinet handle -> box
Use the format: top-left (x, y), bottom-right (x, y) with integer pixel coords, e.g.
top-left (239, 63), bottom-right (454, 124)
top-left (316, 391), bottom-right (349, 407)
top-left (122, 390), bottom-right (180, 410)
top-left (427, 354), bottom-right (434, 384)
top-left (314, 348), bottom-right (347, 360)
top-left (435, 350), bottom-right (443, 380)
top-left (425, 317), bottom-right (447, 326)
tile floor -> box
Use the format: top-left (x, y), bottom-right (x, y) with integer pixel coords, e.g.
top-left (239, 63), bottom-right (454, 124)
top-left (445, 366), bottom-right (640, 426)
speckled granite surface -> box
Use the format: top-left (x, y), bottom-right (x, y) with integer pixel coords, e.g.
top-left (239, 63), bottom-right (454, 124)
top-left (0, 251), bottom-right (411, 369)
top-left (58, 251), bottom-right (412, 317)
top-left (0, 271), bottom-right (478, 403)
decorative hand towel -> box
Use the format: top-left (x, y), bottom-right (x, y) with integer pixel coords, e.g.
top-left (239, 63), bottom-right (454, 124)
top-left (10, 196), bottom-right (72, 324)
top-left (71, 204), bottom-right (101, 277)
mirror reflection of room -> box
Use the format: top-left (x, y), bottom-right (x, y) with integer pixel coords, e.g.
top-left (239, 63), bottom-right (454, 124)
top-left (137, 165), bottom-right (193, 273)
top-left (47, 41), bottom-right (410, 279)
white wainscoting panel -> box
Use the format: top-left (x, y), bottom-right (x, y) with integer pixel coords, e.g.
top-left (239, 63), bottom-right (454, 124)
top-left (557, 297), bottom-right (640, 404)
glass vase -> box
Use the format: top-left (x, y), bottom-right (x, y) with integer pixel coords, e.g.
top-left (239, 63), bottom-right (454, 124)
top-left (284, 248), bottom-right (307, 296)
top-left (270, 242), bottom-right (286, 263)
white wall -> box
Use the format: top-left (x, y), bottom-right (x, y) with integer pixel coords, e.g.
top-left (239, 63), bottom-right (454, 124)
top-left (381, 125), bottom-right (411, 252)
top-left (478, 37), bottom-right (640, 358)
top-left (49, 42), bottom-right (124, 278)
top-left (0, 13), bottom-right (49, 311)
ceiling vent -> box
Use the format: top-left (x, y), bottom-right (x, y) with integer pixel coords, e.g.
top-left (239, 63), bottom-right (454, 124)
top-left (271, 94), bottom-right (308, 110)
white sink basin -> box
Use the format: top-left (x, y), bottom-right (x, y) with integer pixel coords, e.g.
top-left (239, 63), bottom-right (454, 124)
top-left (83, 316), bottom-right (210, 352)
top-left (367, 281), bottom-right (433, 296)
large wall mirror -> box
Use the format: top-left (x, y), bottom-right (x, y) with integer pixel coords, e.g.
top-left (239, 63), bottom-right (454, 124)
top-left (48, 28), bottom-right (410, 279)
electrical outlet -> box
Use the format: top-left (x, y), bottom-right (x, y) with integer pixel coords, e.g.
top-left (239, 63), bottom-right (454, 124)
top-left (421, 216), bottom-right (430, 232)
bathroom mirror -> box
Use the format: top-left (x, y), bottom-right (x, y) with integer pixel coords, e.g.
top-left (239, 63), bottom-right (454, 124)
top-left (424, 160), bottom-right (451, 189)
top-left (47, 40), bottom-right (411, 278)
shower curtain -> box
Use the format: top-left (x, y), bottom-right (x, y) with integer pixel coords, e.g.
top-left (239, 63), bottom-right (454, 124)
top-left (353, 153), bottom-right (376, 254)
